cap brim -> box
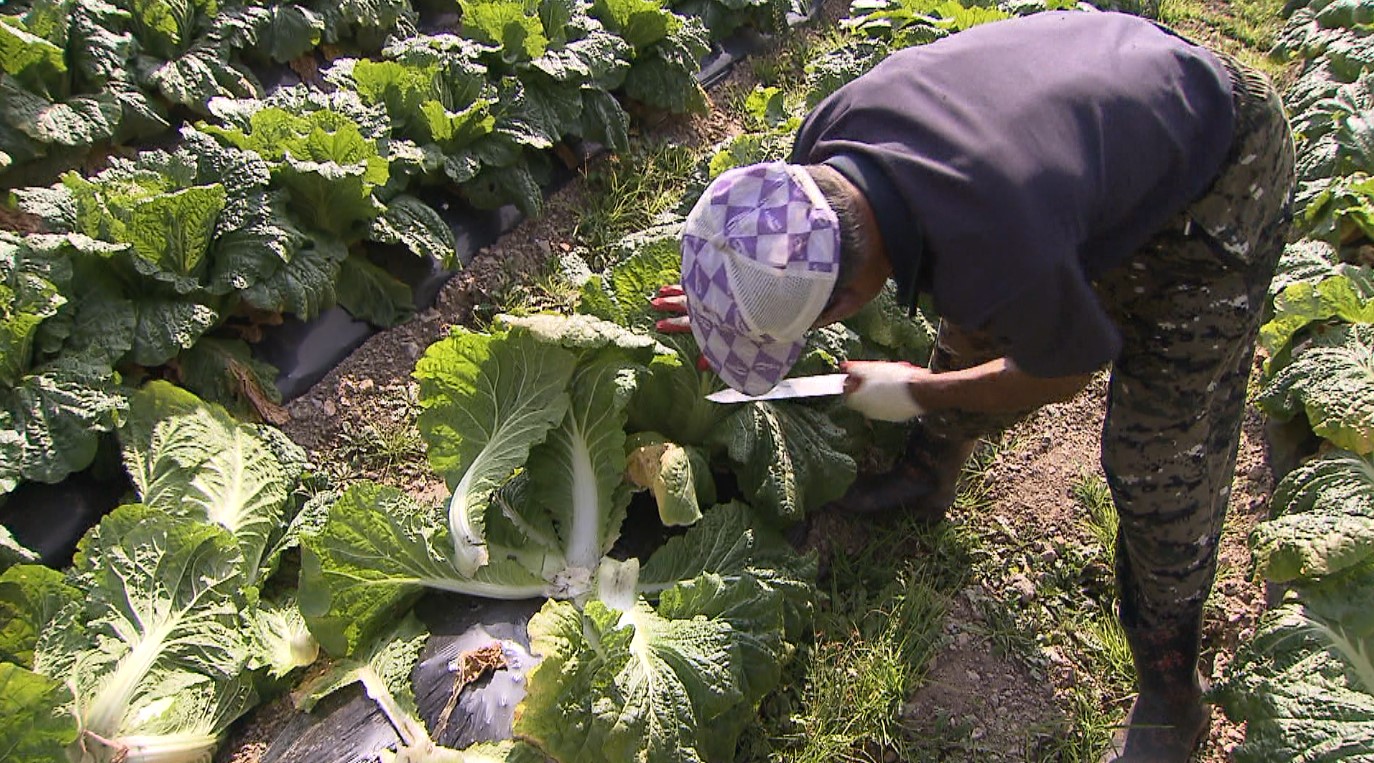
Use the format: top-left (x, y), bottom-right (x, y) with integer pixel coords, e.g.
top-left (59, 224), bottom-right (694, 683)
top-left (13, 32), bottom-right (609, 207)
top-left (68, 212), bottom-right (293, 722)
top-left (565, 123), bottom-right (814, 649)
top-left (690, 306), bottom-right (806, 397)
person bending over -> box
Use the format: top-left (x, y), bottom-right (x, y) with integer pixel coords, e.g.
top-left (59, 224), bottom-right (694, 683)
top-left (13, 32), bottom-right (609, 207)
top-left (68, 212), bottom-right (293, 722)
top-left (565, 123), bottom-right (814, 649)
top-left (654, 11), bottom-right (1295, 763)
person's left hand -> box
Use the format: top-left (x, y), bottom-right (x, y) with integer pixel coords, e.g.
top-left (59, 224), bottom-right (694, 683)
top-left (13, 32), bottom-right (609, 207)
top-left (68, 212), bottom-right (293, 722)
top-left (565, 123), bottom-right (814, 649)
top-left (841, 360), bottom-right (927, 422)
top-left (651, 284), bottom-right (692, 334)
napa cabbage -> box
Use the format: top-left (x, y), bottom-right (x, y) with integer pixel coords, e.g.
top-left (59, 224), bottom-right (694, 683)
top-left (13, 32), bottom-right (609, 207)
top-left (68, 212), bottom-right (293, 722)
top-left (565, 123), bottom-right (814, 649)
top-left (299, 314), bottom-right (671, 654)
top-left (0, 383), bottom-right (316, 762)
top-left (0, 233), bottom-right (125, 496)
top-left (201, 87), bottom-right (456, 326)
top-left (1260, 322), bottom-right (1374, 455)
top-left (1214, 561), bottom-right (1374, 762)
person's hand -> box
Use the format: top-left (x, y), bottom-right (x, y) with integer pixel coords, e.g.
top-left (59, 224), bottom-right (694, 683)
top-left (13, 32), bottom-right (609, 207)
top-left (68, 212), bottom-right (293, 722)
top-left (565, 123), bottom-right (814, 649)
top-left (841, 360), bottom-right (926, 422)
top-left (652, 284), bottom-right (711, 372)
top-left (651, 284), bottom-right (692, 334)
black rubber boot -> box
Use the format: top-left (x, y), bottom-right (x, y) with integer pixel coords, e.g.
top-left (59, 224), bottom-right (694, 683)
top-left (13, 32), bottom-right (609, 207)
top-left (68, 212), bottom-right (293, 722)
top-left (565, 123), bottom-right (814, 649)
top-left (833, 428), bottom-right (974, 522)
top-left (1102, 623), bottom-right (1212, 763)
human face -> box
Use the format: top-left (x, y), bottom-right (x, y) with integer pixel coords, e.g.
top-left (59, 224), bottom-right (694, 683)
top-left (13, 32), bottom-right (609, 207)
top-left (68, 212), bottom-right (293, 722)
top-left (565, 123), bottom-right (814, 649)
top-left (811, 174), bottom-right (892, 327)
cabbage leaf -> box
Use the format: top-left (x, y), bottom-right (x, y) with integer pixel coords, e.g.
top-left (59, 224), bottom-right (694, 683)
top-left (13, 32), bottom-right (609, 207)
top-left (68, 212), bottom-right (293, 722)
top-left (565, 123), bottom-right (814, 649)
top-left (1260, 322), bottom-right (1374, 454)
top-left (1214, 562), bottom-right (1374, 762)
top-left (1255, 449), bottom-right (1374, 582)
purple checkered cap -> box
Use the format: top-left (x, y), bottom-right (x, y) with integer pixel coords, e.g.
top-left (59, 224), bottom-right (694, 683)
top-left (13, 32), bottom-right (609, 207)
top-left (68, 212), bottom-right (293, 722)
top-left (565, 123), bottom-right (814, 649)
top-left (681, 162), bottom-right (841, 396)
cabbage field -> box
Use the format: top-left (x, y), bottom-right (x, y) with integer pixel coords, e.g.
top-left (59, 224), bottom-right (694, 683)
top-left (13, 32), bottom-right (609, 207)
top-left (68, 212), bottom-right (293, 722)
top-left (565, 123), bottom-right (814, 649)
top-left (1, 0), bottom-right (1371, 761)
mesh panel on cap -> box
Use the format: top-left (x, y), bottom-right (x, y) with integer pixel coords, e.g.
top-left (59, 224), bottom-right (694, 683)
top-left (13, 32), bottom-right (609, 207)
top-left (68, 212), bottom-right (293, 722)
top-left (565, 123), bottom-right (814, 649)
top-left (727, 253), bottom-right (833, 340)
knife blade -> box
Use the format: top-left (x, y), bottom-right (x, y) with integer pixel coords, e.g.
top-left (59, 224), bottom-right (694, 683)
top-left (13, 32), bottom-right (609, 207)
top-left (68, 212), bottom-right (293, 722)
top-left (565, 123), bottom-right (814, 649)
top-left (706, 373), bottom-right (848, 404)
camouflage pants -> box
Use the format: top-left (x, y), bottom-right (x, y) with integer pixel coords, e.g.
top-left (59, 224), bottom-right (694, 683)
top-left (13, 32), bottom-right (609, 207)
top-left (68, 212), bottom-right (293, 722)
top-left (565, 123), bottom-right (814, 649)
top-left (919, 55), bottom-right (1296, 632)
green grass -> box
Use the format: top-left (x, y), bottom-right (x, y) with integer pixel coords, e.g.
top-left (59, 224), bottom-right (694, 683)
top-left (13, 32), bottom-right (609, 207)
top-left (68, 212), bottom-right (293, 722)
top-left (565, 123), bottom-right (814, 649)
top-left (1071, 473), bottom-right (1118, 563)
top-left (572, 141), bottom-right (699, 258)
top-left (1157, 0), bottom-right (1289, 74)
top-left (744, 523), bottom-right (973, 763)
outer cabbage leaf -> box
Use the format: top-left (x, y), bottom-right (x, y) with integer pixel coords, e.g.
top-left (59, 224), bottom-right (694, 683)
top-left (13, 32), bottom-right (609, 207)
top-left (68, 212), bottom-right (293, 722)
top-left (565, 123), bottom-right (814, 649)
top-left (0, 232), bottom-right (69, 388)
top-left (1261, 267), bottom-right (1374, 366)
top-left (523, 350), bottom-right (637, 573)
top-left (120, 380), bottom-right (307, 581)
top-left (625, 432), bottom-right (713, 526)
top-left (0, 564), bottom-right (78, 669)
top-left (1254, 449), bottom-right (1374, 582)
top-left (591, 0), bottom-right (679, 49)
top-left (336, 251), bottom-right (416, 327)
top-left (0, 78), bottom-right (121, 147)
top-left (841, 281), bottom-right (936, 363)
top-left (43, 503), bottom-right (257, 763)
top-left (0, 357), bottom-right (125, 494)
top-left (245, 595), bottom-right (318, 679)
top-left (637, 501), bottom-right (816, 636)
top-left (459, 0), bottom-right (549, 62)
top-left (1259, 322), bottom-right (1374, 454)
top-left (415, 328), bottom-right (575, 575)
top-left (238, 235), bottom-right (346, 319)
top-left (229, 3), bottom-right (324, 63)
top-left (0, 525), bottom-right (39, 571)
top-left (715, 401), bottom-right (857, 521)
top-left (299, 481), bottom-right (551, 657)
top-left (371, 194), bottom-right (459, 268)
top-left (0, 661), bottom-right (77, 763)
top-left (1214, 563), bottom-right (1374, 762)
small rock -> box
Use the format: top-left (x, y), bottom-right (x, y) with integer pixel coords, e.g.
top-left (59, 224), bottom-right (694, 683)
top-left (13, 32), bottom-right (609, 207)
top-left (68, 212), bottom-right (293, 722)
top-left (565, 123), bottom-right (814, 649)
top-left (1247, 464), bottom-right (1267, 482)
top-left (1008, 573), bottom-right (1037, 602)
top-left (359, 378), bottom-right (375, 392)
top-left (321, 399), bottom-right (337, 416)
top-left (966, 670), bottom-right (980, 682)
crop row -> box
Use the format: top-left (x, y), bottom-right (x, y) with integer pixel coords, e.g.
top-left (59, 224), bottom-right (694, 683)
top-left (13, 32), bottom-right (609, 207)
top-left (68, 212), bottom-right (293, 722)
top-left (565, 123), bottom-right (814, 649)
top-left (0, 1), bottom-right (1046, 760)
top-left (1211, 0), bottom-right (1374, 756)
top-left (0, 0), bottom-right (814, 500)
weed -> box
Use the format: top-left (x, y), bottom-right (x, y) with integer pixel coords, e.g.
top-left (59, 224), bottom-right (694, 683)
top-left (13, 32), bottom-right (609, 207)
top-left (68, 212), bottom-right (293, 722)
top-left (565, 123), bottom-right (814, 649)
top-left (1070, 472), bottom-right (1118, 562)
top-left (573, 142), bottom-right (699, 257)
top-left (332, 401), bottom-right (424, 483)
top-left (469, 251), bottom-right (583, 328)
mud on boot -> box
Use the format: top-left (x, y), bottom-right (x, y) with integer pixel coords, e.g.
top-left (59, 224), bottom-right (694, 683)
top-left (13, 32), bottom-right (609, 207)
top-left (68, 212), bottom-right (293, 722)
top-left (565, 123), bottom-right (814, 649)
top-left (1103, 624), bottom-right (1212, 763)
top-left (832, 427), bottom-right (974, 521)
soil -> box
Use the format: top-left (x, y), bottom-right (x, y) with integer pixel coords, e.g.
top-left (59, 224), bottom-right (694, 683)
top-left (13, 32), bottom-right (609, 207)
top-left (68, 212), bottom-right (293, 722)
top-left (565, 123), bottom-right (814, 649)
top-left (895, 376), bottom-right (1273, 761)
top-left (229, 7), bottom-right (1278, 763)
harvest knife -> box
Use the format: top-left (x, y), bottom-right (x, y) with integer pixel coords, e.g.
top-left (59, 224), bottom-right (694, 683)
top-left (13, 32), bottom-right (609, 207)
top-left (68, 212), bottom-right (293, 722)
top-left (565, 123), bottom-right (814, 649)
top-left (706, 373), bottom-right (848, 404)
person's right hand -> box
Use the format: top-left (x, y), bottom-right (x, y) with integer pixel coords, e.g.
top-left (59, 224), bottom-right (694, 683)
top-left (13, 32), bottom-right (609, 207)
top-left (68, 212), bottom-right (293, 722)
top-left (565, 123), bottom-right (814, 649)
top-left (651, 284), bottom-right (692, 334)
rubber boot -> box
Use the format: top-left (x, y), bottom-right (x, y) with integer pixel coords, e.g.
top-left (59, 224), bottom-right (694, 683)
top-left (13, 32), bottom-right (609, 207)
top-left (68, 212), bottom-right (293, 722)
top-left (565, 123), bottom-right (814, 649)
top-left (834, 427), bottom-right (974, 521)
top-left (1102, 622), bottom-right (1212, 763)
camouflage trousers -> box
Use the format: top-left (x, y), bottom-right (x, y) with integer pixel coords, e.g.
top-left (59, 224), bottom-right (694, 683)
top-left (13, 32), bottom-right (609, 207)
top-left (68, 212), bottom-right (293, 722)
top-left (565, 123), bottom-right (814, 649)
top-left (918, 54), bottom-right (1296, 633)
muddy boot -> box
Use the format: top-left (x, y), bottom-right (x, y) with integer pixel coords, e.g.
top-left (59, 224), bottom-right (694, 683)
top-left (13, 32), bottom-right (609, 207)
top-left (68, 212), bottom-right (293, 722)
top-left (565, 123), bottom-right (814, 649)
top-left (1102, 624), bottom-right (1212, 763)
top-left (834, 428), bottom-right (974, 521)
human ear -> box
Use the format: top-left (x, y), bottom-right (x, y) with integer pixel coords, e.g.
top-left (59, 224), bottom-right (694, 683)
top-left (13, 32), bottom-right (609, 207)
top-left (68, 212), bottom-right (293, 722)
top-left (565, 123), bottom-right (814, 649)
top-left (812, 286), bottom-right (868, 327)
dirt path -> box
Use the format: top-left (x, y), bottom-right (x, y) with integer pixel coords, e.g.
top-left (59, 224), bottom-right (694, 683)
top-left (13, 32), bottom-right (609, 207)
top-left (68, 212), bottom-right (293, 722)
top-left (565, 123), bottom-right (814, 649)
top-left (897, 374), bottom-right (1273, 761)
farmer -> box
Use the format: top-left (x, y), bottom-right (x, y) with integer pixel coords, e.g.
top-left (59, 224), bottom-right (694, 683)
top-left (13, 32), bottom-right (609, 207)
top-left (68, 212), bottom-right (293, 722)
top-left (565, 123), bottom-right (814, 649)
top-left (653, 10), bottom-right (1294, 763)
